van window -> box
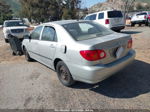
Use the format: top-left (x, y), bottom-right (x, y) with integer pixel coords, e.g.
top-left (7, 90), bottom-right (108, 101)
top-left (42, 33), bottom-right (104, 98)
top-left (85, 16), bottom-right (90, 20)
top-left (98, 13), bottom-right (104, 19)
top-left (89, 14), bottom-right (97, 20)
top-left (108, 11), bottom-right (123, 18)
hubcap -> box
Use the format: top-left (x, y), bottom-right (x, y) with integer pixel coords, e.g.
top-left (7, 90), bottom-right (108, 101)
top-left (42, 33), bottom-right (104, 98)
top-left (60, 66), bottom-right (69, 82)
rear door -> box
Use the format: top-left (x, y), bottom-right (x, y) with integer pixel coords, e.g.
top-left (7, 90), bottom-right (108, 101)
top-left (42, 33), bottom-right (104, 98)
top-left (107, 11), bottom-right (125, 27)
top-left (36, 25), bottom-right (57, 67)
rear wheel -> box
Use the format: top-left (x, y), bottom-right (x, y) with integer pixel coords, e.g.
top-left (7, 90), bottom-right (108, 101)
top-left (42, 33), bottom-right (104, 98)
top-left (56, 61), bottom-right (75, 87)
top-left (24, 47), bottom-right (32, 62)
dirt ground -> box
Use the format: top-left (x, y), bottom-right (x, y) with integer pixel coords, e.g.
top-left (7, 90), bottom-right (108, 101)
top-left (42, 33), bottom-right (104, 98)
top-left (0, 26), bottom-right (150, 109)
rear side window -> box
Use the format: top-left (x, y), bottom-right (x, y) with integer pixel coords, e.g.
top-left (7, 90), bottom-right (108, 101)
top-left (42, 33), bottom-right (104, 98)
top-left (41, 26), bottom-right (57, 41)
top-left (98, 13), bottom-right (104, 19)
top-left (108, 11), bottom-right (123, 18)
top-left (30, 26), bottom-right (43, 40)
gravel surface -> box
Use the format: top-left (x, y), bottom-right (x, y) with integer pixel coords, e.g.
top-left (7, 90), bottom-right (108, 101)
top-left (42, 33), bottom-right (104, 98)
top-left (0, 27), bottom-right (150, 109)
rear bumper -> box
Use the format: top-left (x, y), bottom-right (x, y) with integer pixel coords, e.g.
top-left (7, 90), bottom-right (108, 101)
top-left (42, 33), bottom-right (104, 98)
top-left (111, 26), bottom-right (125, 31)
top-left (68, 50), bottom-right (136, 84)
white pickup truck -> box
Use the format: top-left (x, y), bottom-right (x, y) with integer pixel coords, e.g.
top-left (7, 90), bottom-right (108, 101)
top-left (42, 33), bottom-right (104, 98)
top-left (3, 20), bottom-right (29, 43)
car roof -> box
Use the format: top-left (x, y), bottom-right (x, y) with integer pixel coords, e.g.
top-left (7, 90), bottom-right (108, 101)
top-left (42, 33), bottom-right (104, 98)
top-left (44, 20), bottom-right (87, 26)
top-left (85, 10), bottom-right (122, 16)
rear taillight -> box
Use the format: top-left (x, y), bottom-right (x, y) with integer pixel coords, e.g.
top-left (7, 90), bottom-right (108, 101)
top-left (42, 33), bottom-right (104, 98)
top-left (105, 19), bottom-right (109, 24)
top-left (80, 50), bottom-right (106, 61)
top-left (127, 39), bottom-right (132, 48)
top-left (144, 15), bottom-right (147, 19)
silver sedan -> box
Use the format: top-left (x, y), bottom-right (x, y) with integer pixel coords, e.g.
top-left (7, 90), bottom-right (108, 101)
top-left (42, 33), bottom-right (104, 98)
top-left (22, 20), bottom-right (136, 87)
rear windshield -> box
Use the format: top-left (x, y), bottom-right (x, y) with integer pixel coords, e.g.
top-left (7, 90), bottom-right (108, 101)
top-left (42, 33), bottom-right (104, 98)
top-left (137, 13), bottom-right (147, 16)
top-left (63, 21), bottom-right (113, 41)
top-left (108, 11), bottom-right (123, 18)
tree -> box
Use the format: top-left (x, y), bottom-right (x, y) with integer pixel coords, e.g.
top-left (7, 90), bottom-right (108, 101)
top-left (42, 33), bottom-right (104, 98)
top-left (20, 0), bottom-right (81, 23)
top-left (122, 0), bottom-right (135, 18)
top-left (0, 1), bottom-right (12, 24)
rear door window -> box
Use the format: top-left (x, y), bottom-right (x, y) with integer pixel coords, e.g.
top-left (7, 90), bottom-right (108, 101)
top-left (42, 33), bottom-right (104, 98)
top-left (98, 13), bottom-right (104, 19)
top-left (108, 11), bottom-right (123, 18)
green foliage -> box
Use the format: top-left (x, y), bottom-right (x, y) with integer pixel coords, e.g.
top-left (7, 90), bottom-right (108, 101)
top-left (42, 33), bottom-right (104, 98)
top-left (20, 0), bottom-right (81, 23)
top-left (0, 1), bottom-right (13, 24)
top-left (1, 0), bottom-right (21, 16)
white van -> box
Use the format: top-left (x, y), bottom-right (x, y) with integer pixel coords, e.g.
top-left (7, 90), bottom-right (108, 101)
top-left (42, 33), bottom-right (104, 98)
top-left (84, 10), bottom-right (125, 32)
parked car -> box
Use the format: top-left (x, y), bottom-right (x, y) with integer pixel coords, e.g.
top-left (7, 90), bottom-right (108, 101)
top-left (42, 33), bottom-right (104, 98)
top-left (22, 20), bottom-right (135, 87)
top-left (3, 20), bottom-right (29, 43)
top-left (131, 11), bottom-right (150, 26)
top-left (146, 14), bottom-right (150, 26)
top-left (84, 10), bottom-right (125, 32)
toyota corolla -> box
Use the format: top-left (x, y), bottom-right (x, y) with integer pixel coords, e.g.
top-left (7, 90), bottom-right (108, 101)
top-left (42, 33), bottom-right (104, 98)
top-left (22, 20), bottom-right (136, 87)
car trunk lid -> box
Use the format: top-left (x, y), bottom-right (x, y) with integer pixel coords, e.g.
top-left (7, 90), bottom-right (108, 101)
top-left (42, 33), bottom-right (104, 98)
top-left (78, 33), bottom-right (131, 65)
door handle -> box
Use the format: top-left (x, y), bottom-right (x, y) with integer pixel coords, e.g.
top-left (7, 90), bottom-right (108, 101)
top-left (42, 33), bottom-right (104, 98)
top-left (50, 44), bottom-right (55, 48)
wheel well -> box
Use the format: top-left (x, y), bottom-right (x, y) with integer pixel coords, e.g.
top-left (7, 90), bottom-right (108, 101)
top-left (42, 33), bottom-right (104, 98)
top-left (54, 58), bottom-right (62, 70)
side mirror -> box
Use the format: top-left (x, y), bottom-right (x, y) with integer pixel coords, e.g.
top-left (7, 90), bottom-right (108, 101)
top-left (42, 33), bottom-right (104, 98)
top-left (24, 35), bottom-right (31, 39)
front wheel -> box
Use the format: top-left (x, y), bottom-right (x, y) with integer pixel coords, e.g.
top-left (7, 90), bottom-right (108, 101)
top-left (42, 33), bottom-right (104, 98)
top-left (24, 47), bottom-right (32, 62)
top-left (56, 61), bottom-right (75, 87)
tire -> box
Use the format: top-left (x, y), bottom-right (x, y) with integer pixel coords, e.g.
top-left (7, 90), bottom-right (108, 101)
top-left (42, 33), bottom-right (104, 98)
top-left (56, 61), bottom-right (75, 87)
top-left (24, 47), bottom-right (32, 62)
top-left (131, 23), bottom-right (135, 27)
top-left (148, 20), bottom-right (150, 27)
top-left (5, 39), bottom-right (9, 43)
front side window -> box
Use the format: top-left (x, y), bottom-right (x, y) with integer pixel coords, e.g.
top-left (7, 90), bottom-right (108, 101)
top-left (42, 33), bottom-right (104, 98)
top-left (63, 21), bottom-right (113, 41)
top-left (30, 26), bottom-right (43, 40)
top-left (41, 26), bottom-right (57, 41)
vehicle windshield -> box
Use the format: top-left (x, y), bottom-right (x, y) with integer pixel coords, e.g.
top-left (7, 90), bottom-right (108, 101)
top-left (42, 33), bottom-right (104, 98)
top-left (4, 21), bottom-right (26, 27)
top-left (108, 11), bottom-right (123, 18)
top-left (63, 21), bottom-right (113, 41)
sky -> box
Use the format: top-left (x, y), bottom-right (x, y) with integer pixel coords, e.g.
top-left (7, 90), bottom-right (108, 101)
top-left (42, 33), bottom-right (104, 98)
top-left (81, 0), bottom-right (107, 8)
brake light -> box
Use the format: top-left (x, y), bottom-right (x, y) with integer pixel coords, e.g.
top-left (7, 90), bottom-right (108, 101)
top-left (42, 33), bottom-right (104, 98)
top-left (144, 15), bottom-right (147, 19)
top-left (105, 19), bottom-right (109, 24)
top-left (80, 50), bottom-right (106, 61)
top-left (127, 39), bottom-right (132, 48)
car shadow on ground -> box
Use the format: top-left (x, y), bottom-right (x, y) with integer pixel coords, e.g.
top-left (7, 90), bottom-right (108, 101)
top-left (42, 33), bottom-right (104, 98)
top-left (121, 31), bottom-right (142, 34)
top-left (72, 60), bottom-right (150, 98)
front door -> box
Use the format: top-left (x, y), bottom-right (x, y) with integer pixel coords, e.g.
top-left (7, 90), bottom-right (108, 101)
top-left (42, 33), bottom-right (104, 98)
top-left (37, 26), bottom-right (57, 68)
